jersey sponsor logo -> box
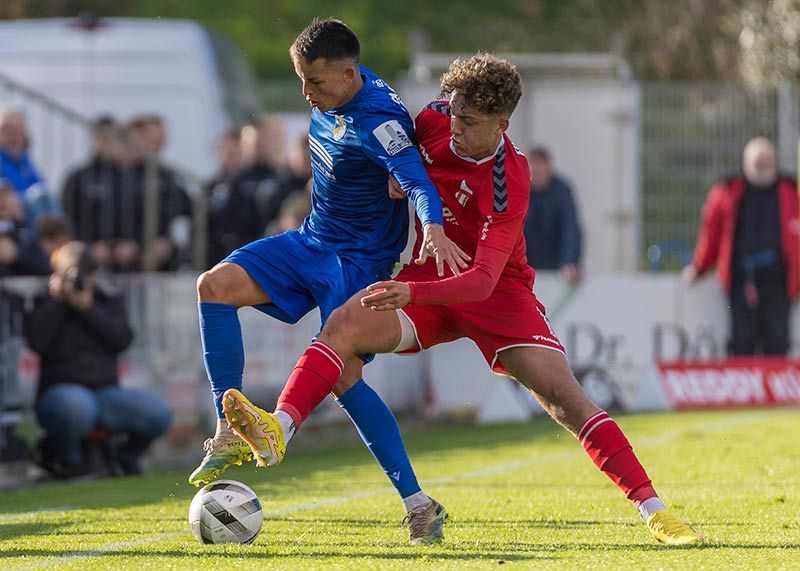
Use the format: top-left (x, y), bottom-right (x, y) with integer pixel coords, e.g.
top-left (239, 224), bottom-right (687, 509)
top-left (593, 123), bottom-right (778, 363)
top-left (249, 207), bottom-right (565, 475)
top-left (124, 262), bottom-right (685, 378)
top-left (456, 180), bottom-right (474, 206)
top-left (481, 216), bottom-right (492, 240)
top-left (372, 120), bottom-right (413, 156)
top-left (419, 143), bottom-right (433, 165)
top-left (333, 115), bottom-right (347, 141)
top-left (442, 206), bottom-right (459, 225)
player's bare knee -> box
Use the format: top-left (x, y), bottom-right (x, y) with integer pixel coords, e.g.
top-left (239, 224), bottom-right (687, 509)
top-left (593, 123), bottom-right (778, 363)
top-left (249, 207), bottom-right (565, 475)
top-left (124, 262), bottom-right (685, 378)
top-left (322, 302), bottom-right (363, 346)
top-left (197, 265), bottom-right (236, 303)
top-left (541, 382), bottom-right (578, 410)
top-left (197, 270), bottom-right (222, 302)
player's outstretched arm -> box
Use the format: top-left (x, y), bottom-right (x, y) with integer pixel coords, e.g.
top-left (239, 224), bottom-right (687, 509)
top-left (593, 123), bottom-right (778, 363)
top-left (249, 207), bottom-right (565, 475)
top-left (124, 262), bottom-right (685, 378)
top-left (388, 175), bottom-right (471, 276)
top-left (361, 243), bottom-right (510, 310)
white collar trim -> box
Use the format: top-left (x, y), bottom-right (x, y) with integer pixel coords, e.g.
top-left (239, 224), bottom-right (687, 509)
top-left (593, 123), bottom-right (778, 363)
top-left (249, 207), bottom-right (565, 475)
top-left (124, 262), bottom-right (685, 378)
top-left (449, 136), bottom-right (505, 165)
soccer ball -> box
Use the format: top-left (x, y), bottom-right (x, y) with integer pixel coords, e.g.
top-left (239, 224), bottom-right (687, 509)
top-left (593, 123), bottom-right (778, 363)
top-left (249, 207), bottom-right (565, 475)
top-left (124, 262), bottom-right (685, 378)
top-left (188, 480), bottom-right (263, 544)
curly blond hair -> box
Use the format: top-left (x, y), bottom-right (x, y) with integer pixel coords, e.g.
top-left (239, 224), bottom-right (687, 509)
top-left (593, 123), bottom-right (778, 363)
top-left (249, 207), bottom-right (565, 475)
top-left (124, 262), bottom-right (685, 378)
top-left (440, 54), bottom-right (522, 116)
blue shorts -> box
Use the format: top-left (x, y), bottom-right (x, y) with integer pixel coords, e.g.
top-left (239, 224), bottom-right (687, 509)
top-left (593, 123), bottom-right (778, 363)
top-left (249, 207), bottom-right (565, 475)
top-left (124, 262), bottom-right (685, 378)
top-left (224, 230), bottom-right (394, 326)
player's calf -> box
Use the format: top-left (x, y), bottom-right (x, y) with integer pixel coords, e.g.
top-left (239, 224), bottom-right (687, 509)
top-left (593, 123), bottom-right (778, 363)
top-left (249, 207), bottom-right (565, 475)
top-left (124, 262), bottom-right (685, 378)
top-left (498, 346), bottom-right (703, 544)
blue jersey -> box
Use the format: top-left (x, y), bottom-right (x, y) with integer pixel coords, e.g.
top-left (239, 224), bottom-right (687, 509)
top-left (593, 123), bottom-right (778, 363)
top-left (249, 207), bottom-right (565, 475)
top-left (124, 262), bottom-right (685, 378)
top-left (301, 66), bottom-right (442, 264)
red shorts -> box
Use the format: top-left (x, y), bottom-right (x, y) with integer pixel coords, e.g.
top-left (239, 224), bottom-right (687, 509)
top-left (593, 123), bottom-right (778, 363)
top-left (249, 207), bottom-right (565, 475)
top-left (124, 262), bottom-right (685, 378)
top-left (394, 264), bottom-right (565, 376)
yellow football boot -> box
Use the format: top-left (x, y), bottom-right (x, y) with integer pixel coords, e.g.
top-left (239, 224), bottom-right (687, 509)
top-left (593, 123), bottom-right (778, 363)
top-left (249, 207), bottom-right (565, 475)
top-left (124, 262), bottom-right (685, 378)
top-left (222, 388), bottom-right (287, 468)
top-left (646, 510), bottom-right (704, 545)
top-left (188, 432), bottom-right (252, 487)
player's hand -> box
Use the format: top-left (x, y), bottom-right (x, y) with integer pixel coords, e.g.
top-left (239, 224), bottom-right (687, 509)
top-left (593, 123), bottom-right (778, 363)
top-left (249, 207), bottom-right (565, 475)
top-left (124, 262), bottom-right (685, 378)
top-left (63, 275), bottom-right (94, 311)
top-left (361, 281), bottom-right (411, 311)
top-left (388, 175), bottom-right (408, 199)
top-left (682, 264), bottom-right (698, 285)
top-left (48, 273), bottom-right (65, 299)
top-left (558, 263), bottom-right (581, 284)
top-left (417, 223), bottom-right (471, 277)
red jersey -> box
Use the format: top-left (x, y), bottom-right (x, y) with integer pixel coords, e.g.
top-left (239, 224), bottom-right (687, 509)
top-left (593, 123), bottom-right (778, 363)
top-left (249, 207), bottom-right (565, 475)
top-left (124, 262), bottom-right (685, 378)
top-left (405, 100), bottom-right (534, 304)
top-left (394, 101), bottom-right (564, 369)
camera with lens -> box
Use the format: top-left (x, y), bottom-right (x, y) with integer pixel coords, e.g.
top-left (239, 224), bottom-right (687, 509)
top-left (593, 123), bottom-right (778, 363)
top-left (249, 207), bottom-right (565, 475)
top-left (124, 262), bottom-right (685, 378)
top-left (65, 266), bottom-right (85, 291)
top-left (56, 242), bottom-right (97, 292)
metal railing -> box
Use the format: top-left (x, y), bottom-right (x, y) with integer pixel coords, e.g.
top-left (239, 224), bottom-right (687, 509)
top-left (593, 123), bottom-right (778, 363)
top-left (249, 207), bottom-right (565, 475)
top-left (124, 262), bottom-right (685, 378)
top-left (640, 81), bottom-right (799, 270)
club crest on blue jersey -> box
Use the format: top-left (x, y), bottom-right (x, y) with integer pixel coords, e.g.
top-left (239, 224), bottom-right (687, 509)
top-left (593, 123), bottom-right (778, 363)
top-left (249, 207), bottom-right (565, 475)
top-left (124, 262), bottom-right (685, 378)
top-left (333, 115), bottom-right (347, 141)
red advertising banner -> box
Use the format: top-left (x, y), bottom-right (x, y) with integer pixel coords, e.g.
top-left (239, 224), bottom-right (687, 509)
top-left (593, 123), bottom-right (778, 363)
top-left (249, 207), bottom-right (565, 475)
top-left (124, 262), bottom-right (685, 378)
top-left (655, 358), bottom-right (800, 409)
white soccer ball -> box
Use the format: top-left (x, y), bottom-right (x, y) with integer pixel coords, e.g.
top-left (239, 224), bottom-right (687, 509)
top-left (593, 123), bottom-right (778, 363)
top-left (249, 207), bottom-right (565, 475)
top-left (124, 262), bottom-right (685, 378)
top-left (188, 480), bottom-right (263, 544)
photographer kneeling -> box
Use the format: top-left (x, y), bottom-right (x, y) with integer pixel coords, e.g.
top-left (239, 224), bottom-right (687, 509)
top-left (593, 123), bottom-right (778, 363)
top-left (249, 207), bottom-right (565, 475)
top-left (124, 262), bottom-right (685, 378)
top-left (24, 241), bottom-right (172, 478)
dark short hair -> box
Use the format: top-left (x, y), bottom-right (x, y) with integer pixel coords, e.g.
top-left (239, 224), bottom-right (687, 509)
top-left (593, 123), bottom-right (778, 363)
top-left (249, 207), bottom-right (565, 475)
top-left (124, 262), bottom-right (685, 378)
top-left (36, 214), bottom-right (73, 241)
top-left (528, 146), bottom-right (551, 162)
top-left (93, 115), bottom-right (115, 130)
top-left (290, 18), bottom-right (360, 64)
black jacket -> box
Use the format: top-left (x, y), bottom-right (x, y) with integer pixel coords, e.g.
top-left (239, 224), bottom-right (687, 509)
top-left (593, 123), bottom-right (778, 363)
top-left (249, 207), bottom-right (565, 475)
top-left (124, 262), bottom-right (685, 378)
top-left (0, 219), bottom-right (50, 277)
top-left (24, 287), bottom-right (133, 399)
top-left (524, 175), bottom-right (582, 270)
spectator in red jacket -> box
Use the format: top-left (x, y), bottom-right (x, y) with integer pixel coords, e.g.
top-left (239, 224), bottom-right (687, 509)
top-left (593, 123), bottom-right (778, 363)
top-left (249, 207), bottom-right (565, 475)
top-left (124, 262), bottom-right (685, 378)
top-left (683, 137), bottom-right (800, 355)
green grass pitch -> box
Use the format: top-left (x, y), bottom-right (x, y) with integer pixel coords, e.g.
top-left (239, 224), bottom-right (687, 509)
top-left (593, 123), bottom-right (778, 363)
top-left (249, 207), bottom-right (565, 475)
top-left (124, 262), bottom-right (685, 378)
top-left (1, 409), bottom-right (798, 570)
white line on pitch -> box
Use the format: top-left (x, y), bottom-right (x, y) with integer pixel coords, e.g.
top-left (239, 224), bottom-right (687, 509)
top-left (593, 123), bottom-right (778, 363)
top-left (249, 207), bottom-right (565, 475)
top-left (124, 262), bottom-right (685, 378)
top-left (7, 410), bottom-right (772, 570)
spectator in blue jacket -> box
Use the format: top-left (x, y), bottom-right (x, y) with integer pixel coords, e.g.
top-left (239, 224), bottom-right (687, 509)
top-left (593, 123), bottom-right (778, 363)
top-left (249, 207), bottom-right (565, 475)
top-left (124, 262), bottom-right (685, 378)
top-left (523, 146), bottom-right (583, 283)
top-left (0, 109), bottom-right (57, 228)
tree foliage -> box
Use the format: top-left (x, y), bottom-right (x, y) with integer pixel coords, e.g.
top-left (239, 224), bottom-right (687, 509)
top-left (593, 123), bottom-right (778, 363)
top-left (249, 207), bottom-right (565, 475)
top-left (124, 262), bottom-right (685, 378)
top-left (2, 0), bottom-right (800, 84)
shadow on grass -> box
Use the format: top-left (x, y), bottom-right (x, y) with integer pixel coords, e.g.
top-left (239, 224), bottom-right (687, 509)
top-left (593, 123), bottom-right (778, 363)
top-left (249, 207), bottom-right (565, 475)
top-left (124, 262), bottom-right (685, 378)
top-left (0, 547), bottom-right (555, 563)
top-left (3, 540), bottom-right (799, 563)
top-left (0, 417), bottom-right (568, 516)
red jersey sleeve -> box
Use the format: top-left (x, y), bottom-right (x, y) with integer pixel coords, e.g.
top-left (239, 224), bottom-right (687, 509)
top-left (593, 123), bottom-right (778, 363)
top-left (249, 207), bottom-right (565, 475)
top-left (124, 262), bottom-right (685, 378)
top-left (479, 152), bottom-right (530, 255)
top-left (414, 101), bottom-right (450, 148)
top-left (408, 244), bottom-right (509, 305)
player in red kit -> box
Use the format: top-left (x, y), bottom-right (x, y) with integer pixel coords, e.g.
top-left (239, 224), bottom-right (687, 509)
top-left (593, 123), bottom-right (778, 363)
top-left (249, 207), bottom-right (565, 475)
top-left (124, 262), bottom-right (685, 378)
top-left (223, 53), bottom-right (703, 546)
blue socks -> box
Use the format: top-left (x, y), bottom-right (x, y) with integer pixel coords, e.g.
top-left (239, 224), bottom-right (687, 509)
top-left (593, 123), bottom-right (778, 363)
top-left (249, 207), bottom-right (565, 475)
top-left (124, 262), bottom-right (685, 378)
top-left (336, 379), bottom-right (421, 499)
top-left (198, 302), bottom-right (244, 418)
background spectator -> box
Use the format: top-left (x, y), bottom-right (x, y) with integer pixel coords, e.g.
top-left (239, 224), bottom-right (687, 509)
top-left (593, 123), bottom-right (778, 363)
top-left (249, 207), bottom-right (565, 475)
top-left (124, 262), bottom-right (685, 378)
top-left (0, 181), bottom-right (49, 276)
top-left (36, 214), bottom-right (73, 260)
top-left (264, 132), bottom-right (312, 236)
top-left (61, 116), bottom-right (121, 269)
top-left (282, 132), bottom-right (312, 196)
top-left (683, 137), bottom-right (799, 355)
top-left (523, 146), bottom-right (583, 283)
top-left (0, 108), bottom-right (57, 229)
top-left (205, 128), bottom-right (248, 267)
top-left (24, 241), bottom-right (172, 478)
top-left (266, 191), bottom-right (312, 236)
top-left (234, 117), bottom-right (291, 230)
top-left (110, 115), bottom-right (192, 271)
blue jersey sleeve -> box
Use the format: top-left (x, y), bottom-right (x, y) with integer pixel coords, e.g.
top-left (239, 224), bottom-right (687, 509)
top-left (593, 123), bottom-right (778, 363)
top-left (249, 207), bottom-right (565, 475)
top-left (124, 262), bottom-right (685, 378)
top-left (360, 112), bottom-right (443, 226)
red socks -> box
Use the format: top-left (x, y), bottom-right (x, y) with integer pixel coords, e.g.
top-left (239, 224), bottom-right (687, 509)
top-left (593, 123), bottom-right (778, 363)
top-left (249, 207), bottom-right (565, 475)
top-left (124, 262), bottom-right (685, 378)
top-left (276, 341), bottom-right (344, 429)
top-left (578, 411), bottom-right (658, 505)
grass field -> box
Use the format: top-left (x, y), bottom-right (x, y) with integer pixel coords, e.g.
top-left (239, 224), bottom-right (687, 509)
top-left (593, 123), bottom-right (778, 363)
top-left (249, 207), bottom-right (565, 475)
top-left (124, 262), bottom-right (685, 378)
top-left (1, 409), bottom-right (798, 570)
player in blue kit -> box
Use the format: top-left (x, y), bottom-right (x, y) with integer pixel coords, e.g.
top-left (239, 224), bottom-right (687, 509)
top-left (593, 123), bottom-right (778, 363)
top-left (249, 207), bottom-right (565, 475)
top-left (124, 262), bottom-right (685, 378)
top-left (189, 19), bottom-right (467, 542)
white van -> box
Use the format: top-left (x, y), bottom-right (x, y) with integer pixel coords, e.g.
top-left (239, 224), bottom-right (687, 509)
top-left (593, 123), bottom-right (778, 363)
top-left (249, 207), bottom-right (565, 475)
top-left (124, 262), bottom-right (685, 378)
top-left (0, 17), bottom-right (261, 190)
